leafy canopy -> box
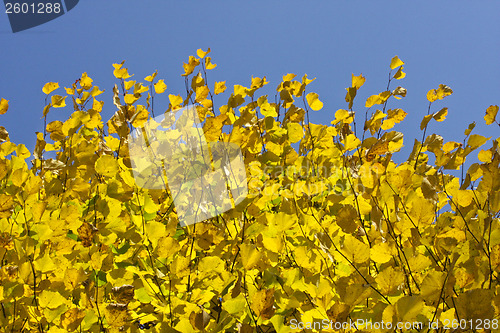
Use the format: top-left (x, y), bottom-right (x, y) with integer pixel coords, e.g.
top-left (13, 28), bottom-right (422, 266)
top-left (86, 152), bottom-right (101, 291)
top-left (0, 49), bottom-right (499, 332)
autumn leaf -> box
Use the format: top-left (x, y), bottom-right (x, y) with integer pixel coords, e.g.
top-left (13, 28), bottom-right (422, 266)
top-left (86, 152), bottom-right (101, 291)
top-left (51, 95), bottom-right (67, 108)
top-left (214, 81), bottom-right (227, 95)
top-left (0, 98), bottom-right (9, 115)
top-left (390, 55), bottom-right (404, 70)
top-left (251, 289), bottom-right (275, 320)
top-left (154, 79), bottom-right (167, 94)
top-left (77, 222), bottom-right (97, 247)
top-left (306, 92), bottom-right (323, 111)
top-left (42, 82), bottom-right (59, 94)
top-left (0, 194), bottom-right (14, 218)
top-left (484, 105), bottom-right (499, 125)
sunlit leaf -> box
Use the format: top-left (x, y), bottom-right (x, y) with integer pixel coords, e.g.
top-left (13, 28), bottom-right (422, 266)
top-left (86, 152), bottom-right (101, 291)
top-left (393, 66), bottom-right (406, 79)
top-left (154, 79), bottom-right (167, 94)
top-left (197, 47), bottom-right (211, 58)
top-left (390, 55), bottom-right (404, 70)
top-left (306, 92), bottom-right (323, 111)
top-left (42, 82), bottom-right (59, 95)
top-left (484, 105), bottom-right (498, 125)
top-left (351, 73), bottom-right (366, 89)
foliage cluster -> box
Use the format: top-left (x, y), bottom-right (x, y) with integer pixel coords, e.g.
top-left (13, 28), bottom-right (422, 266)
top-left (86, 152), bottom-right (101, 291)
top-left (0, 49), bottom-right (499, 332)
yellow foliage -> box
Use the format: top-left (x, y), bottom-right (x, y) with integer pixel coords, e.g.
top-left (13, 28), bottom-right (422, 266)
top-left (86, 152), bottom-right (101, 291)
top-left (1, 52), bottom-right (498, 333)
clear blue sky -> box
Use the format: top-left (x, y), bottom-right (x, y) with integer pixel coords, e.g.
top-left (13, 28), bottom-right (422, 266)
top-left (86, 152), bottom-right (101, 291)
top-left (1, 1), bottom-right (499, 164)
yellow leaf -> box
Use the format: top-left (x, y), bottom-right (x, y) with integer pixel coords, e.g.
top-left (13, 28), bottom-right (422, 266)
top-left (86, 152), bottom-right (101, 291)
top-left (154, 79), bottom-right (167, 94)
top-left (287, 123), bottom-right (303, 143)
top-left (214, 81), bottom-right (227, 95)
top-left (467, 134), bottom-right (490, 149)
top-left (306, 92), bottom-right (323, 111)
top-left (169, 94), bottom-right (183, 107)
top-left (124, 80), bottom-right (136, 91)
top-left (143, 193), bottom-right (158, 214)
top-left (343, 134), bottom-right (361, 151)
top-left (410, 197), bottom-right (435, 227)
top-left (478, 149), bottom-right (493, 163)
top-left (42, 82), bottom-right (59, 95)
top-left (15, 143), bottom-right (30, 159)
top-left (51, 95), bottom-right (66, 108)
top-left (205, 56), bottom-right (217, 69)
top-left (0, 98), bottom-right (8, 115)
top-left (282, 73), bottom-right (296, 81)
top-left (333, 109), bottom-right (352, 124)
top-left (433, 107), bottom-right (448, 122)
top-left (222, 294), bottom-right (246, 315)
top-left (420, 114), bottom-right (433, 130)
top-left (376, 266), bottom-right (404, 294)
top-left (439, 308), bottom-right (456, 324)
top-left (104, 303), bottom-right (129, 328)
top-left (351, 73), bottom-right (366, 89)
top-left (454, 289), bottom-right (494, 321)
top-left (124, 94), bottom-right (138, 105)
top-left (420, 271), bottom-right (446, 304)
top-left (203, 114), bottom-right (227, 141)
top-left (251, 76), bottom-right (268, 89)
top-left (370, 242), bottom-right (394, 264)
top-left (114, 68), bottom-right (129, 79)
top-left (95, 155), bottom-right (118, 177)
top-left (144, 70), bottom-right (158, 82)
top-left (80, 72), bottom-right (93, 89)
top-left (427, 85), bottom-right (453, 102)
top-left (39, 290), bottom-right (68, 309)
top-left (426, 89), bottom-right (438, 102)
top-left (130, 105), bottom-right (149, 127)
top-left (61, 308), bottom-right (86, 331)
top-left (381, 108), bottom-right (407, 130)
top-left (390, 56), bottom-right (404, 70)
top-left (145, 222), bottom-right (164, 248)
top-left (195, 85), bottom-right (210, 102)
top-left (365, 92), bottom-right (390, 108)
top-left (260, 101), bottom-right (277, 118)
top-left (366, 140), bottom-right (389, 160)
top-left (182, 56), bottom-right (200, 77)
top-left (345, 87), bottom-right (357, 109)
top-left (455, 190), bottom-right (473, 207)
top-left (336, 204), bottom-right (358, 233)
top-left (251, 289), bottom-right (275, 320)
top-left (395, 296), bottom-right (425, 322)
top-left (0, 194), bottom-right (14, 218)
top-left (90, 86), bottom-right (104, 97)
top-left (393, 66), bottom-right (406, 79)
top-left (270, 212), bottom-right (298, 233)
top-left (343, 235), bottom-right (370, 263)
top-left (154, 236), bottom-right (179, 259)
top-left (197, 47), bottom-right (211, 58)
top-left (484, 105), bottom-right (499, 125)
top-left (34, 252), bottom-right (56, 273)
top-left (240, 243), bottom-right (262, 270)
top-left (365, 109), bottom-right (386, 134)
top-left (113, 61), bottom-right (132, 79)
top-left (64, 267), bottom-right (86, 289)
top-left (133, 83), bottom-right (148, 94)
top-left (464, 122), bottom-right (476, 136)
top-left (262, 235), bottom-right (283, 253)
top-left (443, 141), bottom-right (461, 153)
top-left (302, 74), bottom-right (315, 85)
top-left (198, 256), bottom-right (225, 275)
top-left (437, 84), bottom-right (453, 99)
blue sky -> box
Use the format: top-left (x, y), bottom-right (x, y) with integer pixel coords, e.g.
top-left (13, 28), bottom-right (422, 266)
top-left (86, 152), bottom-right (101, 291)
top-left (1, 1), bottom-right (499, 164)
